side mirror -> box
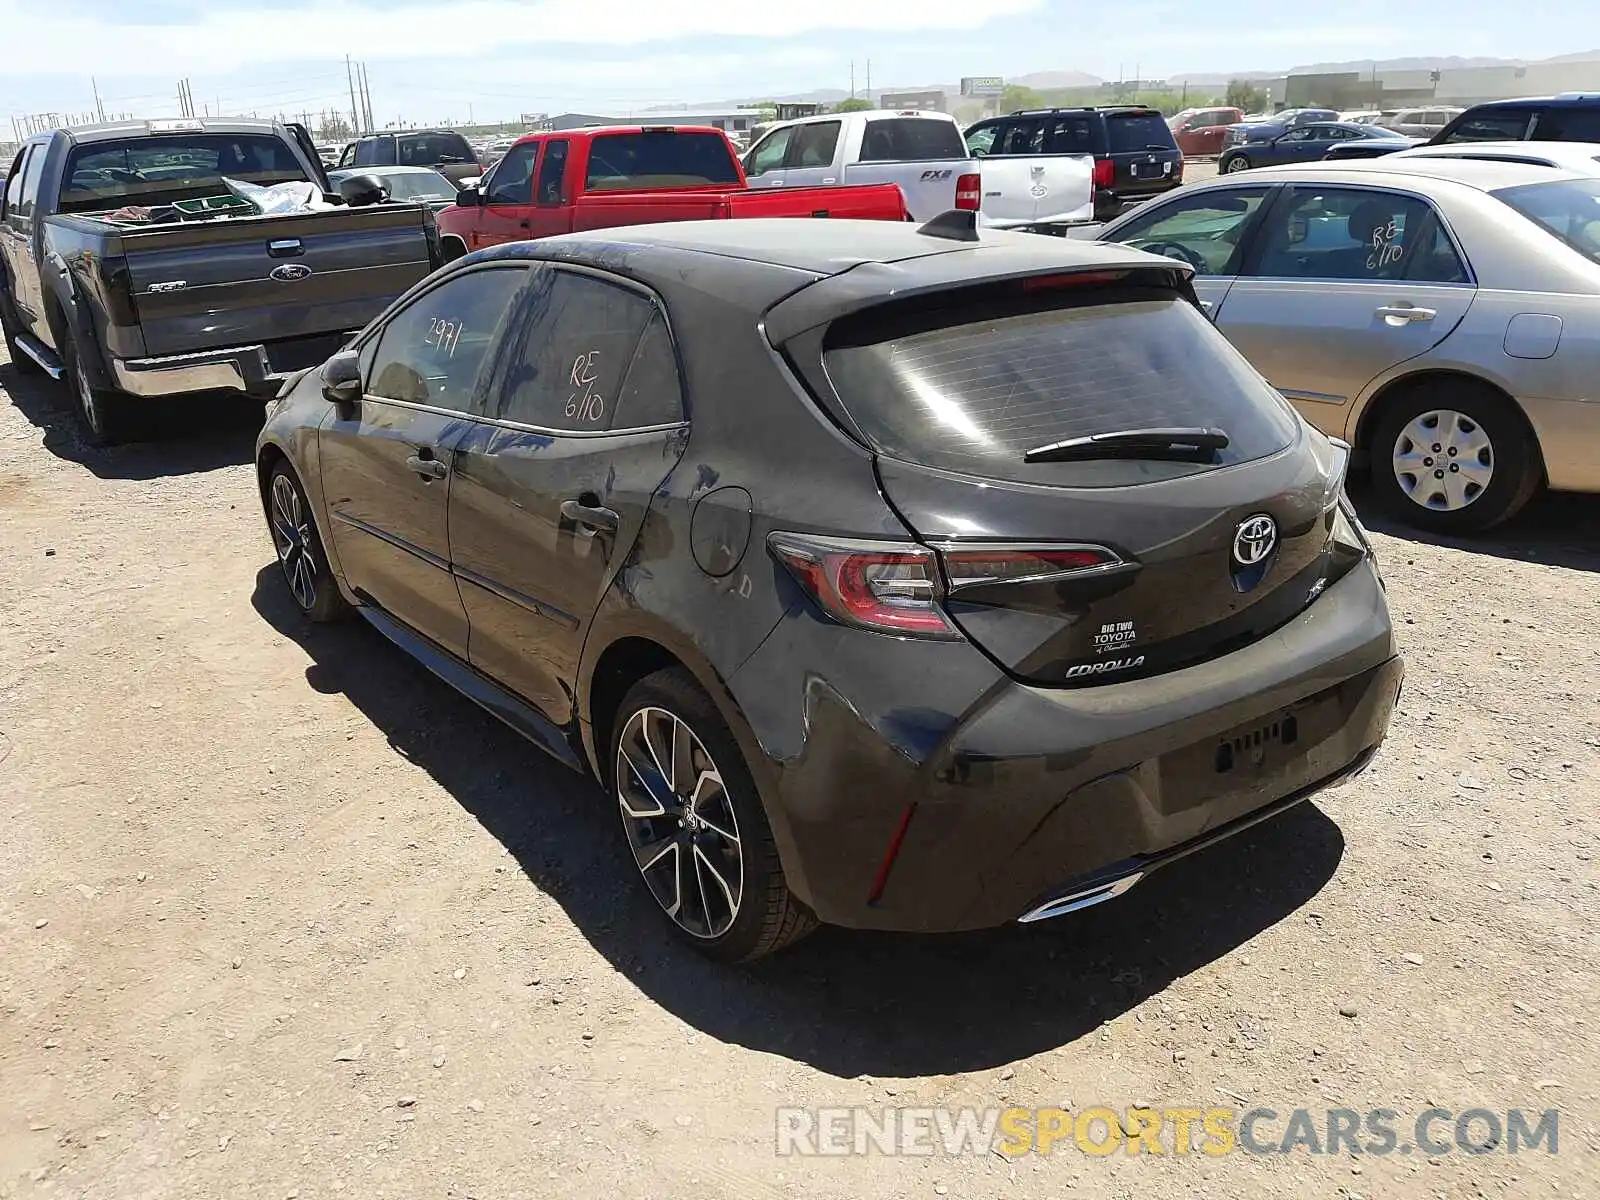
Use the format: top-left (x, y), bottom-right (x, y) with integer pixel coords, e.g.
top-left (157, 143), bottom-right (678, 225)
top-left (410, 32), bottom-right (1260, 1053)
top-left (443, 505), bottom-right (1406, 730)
top-left (457, 184), bottom-right (483, 206)
top-left (322, 350), bottom-right (363, 411)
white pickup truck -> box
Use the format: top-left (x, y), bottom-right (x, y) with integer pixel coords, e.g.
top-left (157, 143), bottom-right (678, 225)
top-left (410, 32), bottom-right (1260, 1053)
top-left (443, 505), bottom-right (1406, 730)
top-left (740, 109), bottom-right (1094, 230)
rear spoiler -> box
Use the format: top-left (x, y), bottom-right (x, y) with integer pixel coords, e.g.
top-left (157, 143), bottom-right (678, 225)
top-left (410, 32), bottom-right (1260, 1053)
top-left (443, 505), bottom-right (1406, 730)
top-left (763, 215), bottom-right (1194, 346)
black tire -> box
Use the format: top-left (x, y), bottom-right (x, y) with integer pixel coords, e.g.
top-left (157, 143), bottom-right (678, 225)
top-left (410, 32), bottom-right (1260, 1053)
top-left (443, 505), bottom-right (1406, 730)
top-left (440, 236), bottom-right (468, 264)
top-left (0, 290), bottom-right (41, 376)
top-left (266, 462), bottom-right (352, 623)
top-left (1222, 153), bottom-right (1251, 173)
top-left (609, 668), bottom-right (816, 962)
top-left (1368, 378), bottom-right (1542, 535)
top-left (61, 333), bottom-right (139, 446)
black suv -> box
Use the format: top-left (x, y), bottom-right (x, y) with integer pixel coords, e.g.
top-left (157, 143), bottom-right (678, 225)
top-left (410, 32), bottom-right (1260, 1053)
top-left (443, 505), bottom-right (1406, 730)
top-left (1431, 94), bottom-right (1600, 144)
top-left (964, 106), bottom-right (1183, 221)
top-left (337, 129), bottom-right (482, 184)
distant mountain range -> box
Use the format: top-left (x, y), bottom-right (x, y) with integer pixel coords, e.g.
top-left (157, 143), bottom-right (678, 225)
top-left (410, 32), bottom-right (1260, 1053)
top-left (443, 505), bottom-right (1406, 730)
top-left (677, 48), bottom-right (1600, 113)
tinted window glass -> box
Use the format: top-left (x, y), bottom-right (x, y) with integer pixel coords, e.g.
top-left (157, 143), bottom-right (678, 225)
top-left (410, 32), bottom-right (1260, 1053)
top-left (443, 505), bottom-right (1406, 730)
top-left (1111, 187), bottom-right (1271, 275)
top-left (367, 267), bottom-right (529, 413)
top-left (487, 142), bottom-right (537, 205)
top-left (611, 314), bottom-right (685, 428)
top-left (858, 118), bottom-right (965, 162)
top-left (1250, 187), bottom-right (1463, 282)
top-left (1105, 112), bottom-right (1175, 153)
top-left (995, 120), bottom-right (1044, 155)
top-left (1535, 108), bottom-right (1600, 141)
top-left (400, 133), bottom-right (475, 166)
top-left (1045, 117), bottom-right (1095, 153)
top-left (822, 292), bottom-right (1297, 487)
top-left (1442, 110), bottom-right (1532, 142)
top-left (498, 271), bottom-right (659, 431)
top-left (790, 121), bottom-right (841, 167)
top-left (1493, 178), bottom-right (1600, 266)
top-left (537, 140), bottom-right (569, 204)
top-left (371, 139), bottom-right (397, 167)
top-left (746, 127), bottom-right (793, 176)
top-left (584, 132), bottom-right (740, 190)
top-left (59, 135), bottom-right (309, 213)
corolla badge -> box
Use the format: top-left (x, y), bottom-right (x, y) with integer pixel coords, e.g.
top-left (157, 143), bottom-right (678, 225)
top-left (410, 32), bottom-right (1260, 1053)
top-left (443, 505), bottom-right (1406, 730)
top-left (269, 263), bottom-right (313, 282)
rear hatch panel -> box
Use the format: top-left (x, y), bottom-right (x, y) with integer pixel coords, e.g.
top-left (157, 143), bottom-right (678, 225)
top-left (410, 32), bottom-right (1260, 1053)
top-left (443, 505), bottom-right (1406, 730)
top-left (1103, 110), bottom-right (1183, 201)
top-left (123, 205), bottom-right (434, 357)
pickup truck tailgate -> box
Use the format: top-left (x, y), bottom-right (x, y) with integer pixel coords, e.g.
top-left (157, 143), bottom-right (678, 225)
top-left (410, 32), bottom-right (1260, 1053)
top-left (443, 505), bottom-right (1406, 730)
top-left (840, 160), bottom-right (973, 221)
top-left (977, 155), bottom-right (1096, 228)
top-left (123, 205), bottom-right (434, 357)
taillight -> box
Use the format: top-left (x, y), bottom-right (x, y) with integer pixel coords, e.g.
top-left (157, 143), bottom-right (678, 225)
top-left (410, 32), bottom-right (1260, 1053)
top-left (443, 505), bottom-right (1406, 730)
top-left (1092, 158), bottom-right (1115, 188)
top-left (1173, 158), bottom-right (1184, 182)
top-left (955, 173), bottom-right (981, 210)
top-left (768, 533), bottom-right (958, 639)
top-left (935, 545), bottom-right (1121, 594)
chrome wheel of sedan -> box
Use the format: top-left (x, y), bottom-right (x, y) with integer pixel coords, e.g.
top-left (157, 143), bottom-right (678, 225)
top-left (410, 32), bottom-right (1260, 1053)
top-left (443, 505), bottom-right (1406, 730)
top-left (1391, 408), bottom-right (1494, 512)
top-left (270, 472), bottom-right (319, 611)
top-left (615, 705), bottom-right (743, 940)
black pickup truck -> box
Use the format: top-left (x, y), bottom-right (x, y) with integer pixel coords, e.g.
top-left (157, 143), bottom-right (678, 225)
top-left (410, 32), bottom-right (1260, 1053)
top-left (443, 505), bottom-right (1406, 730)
top-left (0, 118), bottom-right (441, 444)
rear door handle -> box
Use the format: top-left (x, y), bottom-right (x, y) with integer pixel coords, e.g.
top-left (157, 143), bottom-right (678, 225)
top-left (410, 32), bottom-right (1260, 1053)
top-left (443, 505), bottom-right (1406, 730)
top-left (1375, 304), bottom-right (1436, 323)
top-left (405, 453), bottom-right (448, 480)
top-left (561, 498), bottom-right (619, 532)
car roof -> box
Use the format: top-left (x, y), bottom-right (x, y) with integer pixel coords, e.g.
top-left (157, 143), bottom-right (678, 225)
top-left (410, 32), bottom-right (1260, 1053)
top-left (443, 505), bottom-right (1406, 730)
top-left (1460, 94), bottom-right (1600, 110)
top-left (1394, 140), bottom-right (1600, 166)
top-left (541, 216), bottom-right (1162, 276)
top-left (1205, 156), bottom-right (1593, 192)
top-left (50, 117), bottom-right (283, 145)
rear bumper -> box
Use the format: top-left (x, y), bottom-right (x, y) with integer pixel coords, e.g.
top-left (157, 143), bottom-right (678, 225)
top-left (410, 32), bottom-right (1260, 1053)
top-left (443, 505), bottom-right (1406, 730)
top-left (112, 336), bottom-right (352, 400)
top-left (729, 558), bottom-right (1399, 933)
top-left (1094, 185), bottom-right (1178, 220)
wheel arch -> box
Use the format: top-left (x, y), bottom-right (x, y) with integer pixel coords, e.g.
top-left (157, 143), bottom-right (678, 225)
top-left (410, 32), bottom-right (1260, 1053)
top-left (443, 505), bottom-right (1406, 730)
top-left (1350, 367), bottom-right (1546, 486)
top-left (440, 234), bottom-right (468, 263)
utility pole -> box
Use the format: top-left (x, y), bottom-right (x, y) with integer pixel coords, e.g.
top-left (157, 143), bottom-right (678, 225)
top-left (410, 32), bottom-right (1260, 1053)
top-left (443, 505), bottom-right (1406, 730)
top-left (850, 60), bottom-right (855, 100)
top-left (346, 55), bottom-right (360, 132)
top-left (865, 59), bottom-right (871, 102)
top-left (91, 76), bottom-right (105, 122)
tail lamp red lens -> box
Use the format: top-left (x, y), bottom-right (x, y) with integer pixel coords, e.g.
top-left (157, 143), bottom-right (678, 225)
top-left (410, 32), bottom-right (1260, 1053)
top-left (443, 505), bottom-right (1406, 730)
top-left (770, 534), bottom-right (1121, 638)
top-left (768, 534), bottom-right (958, 638)
top-left (955, 173), bottom-right (982, 210)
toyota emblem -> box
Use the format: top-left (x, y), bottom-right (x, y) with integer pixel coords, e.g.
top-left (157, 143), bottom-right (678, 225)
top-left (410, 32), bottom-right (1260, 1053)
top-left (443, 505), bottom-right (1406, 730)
top-left (269, 263), bottom-right (313, 282)
top-left (1232, 514), bottom-right (1278, 566)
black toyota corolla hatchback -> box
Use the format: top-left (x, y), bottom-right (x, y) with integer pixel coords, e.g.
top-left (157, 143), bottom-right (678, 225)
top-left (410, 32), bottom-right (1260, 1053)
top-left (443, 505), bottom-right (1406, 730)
top-left (257, 215), bottom-right (1402, 960)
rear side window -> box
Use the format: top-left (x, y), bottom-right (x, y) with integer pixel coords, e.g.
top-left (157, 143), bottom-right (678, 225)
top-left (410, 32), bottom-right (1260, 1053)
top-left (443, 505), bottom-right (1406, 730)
top-left (497, 269), bottom-right (663, 431)
top-left (1535, 108), bottom-right (1600, 141)
top-left (1105, 112), bottom-right (1176, 154)
top-left (537, 139), bottom-right (569, 204)
top-left (821, 290), bottom-right (1298, 487)
top-left (1044, 117), bottom-right (1094, 154)
top-left (1493, 177), bottom-right (1600, 266)
top-left (4, 148), bottom-right (31, 217)
top-left (858, 118), bottom-right (966, 162)
top-left (610, 313), bottom-right (685, 428)
top-left (584, 132), bottom-right (740, 190)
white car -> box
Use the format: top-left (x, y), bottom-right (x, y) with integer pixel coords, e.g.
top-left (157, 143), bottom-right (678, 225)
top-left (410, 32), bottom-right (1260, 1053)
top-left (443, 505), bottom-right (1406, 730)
top-left (1388, 139), bottom-right (1600, 171)
top-left (741, 108), bottom-right (1094, 229)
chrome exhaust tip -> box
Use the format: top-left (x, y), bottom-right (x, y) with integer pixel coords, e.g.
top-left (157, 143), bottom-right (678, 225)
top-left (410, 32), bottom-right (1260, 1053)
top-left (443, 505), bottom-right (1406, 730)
top-left (1017, 872), bottom-right (1144, 924)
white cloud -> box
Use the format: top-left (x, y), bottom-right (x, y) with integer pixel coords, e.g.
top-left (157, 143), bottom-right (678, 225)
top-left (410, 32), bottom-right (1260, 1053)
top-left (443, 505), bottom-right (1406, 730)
top-left (0, 0), bottom-right (1042, 75)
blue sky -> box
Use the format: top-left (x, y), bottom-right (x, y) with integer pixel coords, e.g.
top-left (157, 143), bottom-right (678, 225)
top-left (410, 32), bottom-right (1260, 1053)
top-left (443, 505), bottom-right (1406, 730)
top-left (4, 0), bottom-right (1598, 126)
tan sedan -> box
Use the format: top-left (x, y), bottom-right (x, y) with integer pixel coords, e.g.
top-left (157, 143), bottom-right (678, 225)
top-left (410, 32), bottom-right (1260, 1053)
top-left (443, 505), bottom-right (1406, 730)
top-left (1091, 157), bottom-right (1600, 533)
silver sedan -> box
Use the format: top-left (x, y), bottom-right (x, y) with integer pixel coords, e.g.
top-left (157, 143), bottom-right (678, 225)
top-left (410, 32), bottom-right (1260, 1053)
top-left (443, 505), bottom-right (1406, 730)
top-left (1091, 157), bottom-right (1600, 533)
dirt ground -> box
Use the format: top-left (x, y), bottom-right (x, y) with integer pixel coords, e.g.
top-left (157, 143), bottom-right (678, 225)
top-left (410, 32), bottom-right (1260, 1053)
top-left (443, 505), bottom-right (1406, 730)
top-left (2, 346), bottom-right (1598, 1200)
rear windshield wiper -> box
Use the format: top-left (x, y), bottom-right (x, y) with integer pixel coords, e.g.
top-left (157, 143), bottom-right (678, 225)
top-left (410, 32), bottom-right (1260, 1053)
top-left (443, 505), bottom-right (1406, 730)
top-left (1023, 427), bottom-right (1230, 464)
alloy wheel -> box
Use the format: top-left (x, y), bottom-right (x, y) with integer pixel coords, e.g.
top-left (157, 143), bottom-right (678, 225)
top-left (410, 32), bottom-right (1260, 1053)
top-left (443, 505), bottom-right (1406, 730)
top-left (615, 705), bottom-right (743, 940)
top-left (1225, 155), bottom-right (1249, 173)
top-left (1391, 408), bottom-right (1494, 512)
top-left (269, 473), bottom-right (319, 611)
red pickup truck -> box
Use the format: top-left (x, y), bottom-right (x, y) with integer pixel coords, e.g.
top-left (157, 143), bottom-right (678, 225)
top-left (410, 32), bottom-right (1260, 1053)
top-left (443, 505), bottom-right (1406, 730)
top-left (436, 125), bottom-right (909, 258)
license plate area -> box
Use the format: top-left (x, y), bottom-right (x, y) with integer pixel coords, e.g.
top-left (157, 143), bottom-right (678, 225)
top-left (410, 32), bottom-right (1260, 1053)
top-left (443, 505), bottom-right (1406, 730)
top-left (1158, 690), bottom-right (1345, 810)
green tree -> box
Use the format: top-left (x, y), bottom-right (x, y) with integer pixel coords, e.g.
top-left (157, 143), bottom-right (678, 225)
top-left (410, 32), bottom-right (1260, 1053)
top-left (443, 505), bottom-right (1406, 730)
top-left (1224, 79), bottom-right (1270, 113)
top-left (1000, 85), bottom-right (1044, 112)
top-left (833, 98), bottom-right (873, 113)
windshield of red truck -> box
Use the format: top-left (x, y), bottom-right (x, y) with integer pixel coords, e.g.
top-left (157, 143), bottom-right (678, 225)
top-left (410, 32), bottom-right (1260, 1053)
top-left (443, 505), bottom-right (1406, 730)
top-left (59, 135), bottom-right (310, 214)
top-left (584, 131), bottom-right (741, 191)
